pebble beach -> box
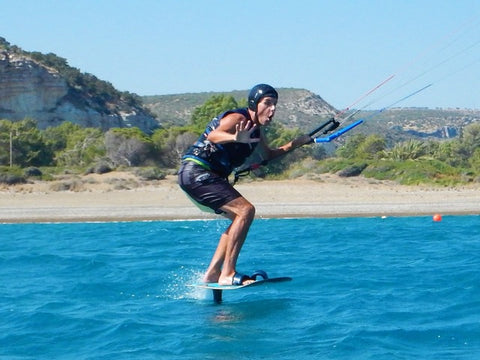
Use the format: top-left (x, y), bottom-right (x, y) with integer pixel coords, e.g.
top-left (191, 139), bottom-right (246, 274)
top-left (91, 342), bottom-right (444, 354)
top-left (1, 172), bottom-right (479, 223)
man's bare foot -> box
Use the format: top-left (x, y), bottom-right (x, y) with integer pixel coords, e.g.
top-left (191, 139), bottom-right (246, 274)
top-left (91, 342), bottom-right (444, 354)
top-left (218, 272), bottom-right (254, 286)
top-left (202, 270), bottom-right (221, 284)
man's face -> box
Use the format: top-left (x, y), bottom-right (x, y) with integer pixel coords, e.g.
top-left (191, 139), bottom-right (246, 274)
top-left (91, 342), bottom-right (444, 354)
top-left (256, 97), bottom-right (277, 126)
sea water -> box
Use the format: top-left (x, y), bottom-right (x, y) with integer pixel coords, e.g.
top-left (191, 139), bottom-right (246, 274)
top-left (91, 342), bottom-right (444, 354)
top-left (1, 216), bottom-right (479, 359)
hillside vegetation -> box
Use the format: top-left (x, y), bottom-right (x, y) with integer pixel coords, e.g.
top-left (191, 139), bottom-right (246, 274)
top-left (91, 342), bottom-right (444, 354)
top-left (2, 94), bottom-right (480, 187)
top-left (1, 37), bottom-right (480, 187)
top-left (143, 88), bottom-right (337, 130)
top-left (144, 91), bottom-right (480, 145)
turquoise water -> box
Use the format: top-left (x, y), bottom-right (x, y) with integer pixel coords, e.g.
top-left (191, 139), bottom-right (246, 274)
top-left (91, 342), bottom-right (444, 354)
top-left (1, 216), bottom-right (479, 359)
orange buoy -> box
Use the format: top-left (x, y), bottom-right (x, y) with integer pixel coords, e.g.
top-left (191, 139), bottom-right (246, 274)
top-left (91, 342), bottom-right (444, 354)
top-left (433, 214), bottom-right (442, 222)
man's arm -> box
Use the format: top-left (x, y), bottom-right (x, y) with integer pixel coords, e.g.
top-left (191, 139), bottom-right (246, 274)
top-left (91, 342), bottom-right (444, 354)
top-left (264, 134), bottom-right (312, 161)
top-left (207, 113), bottom-right (260, 145)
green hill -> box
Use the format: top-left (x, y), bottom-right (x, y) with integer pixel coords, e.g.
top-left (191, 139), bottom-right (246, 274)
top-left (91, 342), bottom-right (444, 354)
top-left (143, 90), bottom-right (480, 144)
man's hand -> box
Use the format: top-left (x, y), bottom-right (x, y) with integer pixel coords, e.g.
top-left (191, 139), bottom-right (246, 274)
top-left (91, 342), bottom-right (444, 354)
top-left (292, 134), bottom-right (313, 148)
top-left (234, 120), bottom-right (260, 143)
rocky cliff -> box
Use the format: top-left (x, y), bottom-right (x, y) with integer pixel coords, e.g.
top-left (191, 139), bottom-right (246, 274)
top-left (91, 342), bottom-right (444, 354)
top-left (0, 45), bottom-right (159, 133)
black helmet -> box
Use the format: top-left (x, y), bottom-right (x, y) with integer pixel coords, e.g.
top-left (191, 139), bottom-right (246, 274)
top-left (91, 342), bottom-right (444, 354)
top-left (248, 84), bottom-right (278, 111)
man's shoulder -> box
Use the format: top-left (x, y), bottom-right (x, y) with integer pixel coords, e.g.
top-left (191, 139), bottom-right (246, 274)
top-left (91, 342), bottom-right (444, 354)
top-left (220, 108), bottom-right (249, 119)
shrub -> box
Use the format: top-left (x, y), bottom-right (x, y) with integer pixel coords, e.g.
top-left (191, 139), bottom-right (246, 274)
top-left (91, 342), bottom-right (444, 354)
top-left (135, 167), bottom-right (166, 181)
top-left (49, 179), bottom-right (84, 192)
top-left (362, 159), bottom-right (461, 185)
top-left (0, 167), bottom-right (26, 184)
top-left (24, 167), bottom-right (43, 177)
top-left (0, 172), bottom-right (26, 185)
top-left (338, 163), bottom-right (368, 177)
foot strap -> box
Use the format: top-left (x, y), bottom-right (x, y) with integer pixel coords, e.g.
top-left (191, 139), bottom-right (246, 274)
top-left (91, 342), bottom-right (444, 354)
top-left (232, 272), bottom-right (252, 285)
top-left (251, 270), bottom-right (269, 280)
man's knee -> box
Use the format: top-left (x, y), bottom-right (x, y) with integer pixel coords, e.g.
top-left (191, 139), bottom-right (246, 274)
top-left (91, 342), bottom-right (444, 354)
top-left (243, 202), bottom-right (255, 220)
top-left (222, 197), bottom-right (256, 220)
top-left (234, 200), bottom-right (255, 221)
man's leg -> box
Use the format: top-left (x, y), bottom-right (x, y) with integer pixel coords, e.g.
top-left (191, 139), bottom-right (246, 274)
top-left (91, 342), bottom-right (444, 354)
top-left (202, 229), bottom-right (229, 283)
top-left (202, 196), bottom-right (255, 285)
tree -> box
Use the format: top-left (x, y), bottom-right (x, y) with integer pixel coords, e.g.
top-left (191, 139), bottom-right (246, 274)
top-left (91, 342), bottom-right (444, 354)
top-left (151, 127), bottom-right (197, 167)
top-left (357, 134), bottom-right (386, 159)
top-left (190, 95), bottom-right (239, 134)
top-left (43, 122), bottom-right (82, 152)
top-left (0, 119), bottom-right (53, 167)
top-left (336, 134), bottom-right (367, 159)
top-left (105, 128), bottom-right (154, 166)
top-left (0, 37), bottom-right (10, 49)
top-left (469, 147), bottom-right (480, 173)
top-left (43, 122), bottom-right (104, 167)
top-left (0, 120), bottom-right (11, 165)
top-left (432, 139), bottom-right (461, 166)
top-left (430, 124), bottom-right (480, 168)
top-left (461, 123), bottom-right (480, 156)
top-left (174, 132), bottom-right (198, 161)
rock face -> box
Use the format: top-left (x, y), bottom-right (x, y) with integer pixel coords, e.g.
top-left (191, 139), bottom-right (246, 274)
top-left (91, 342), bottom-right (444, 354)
top-left (0, 53), bottom-right (67, 116)
top-left (276, 89), bottom-right (337, 128)
top-left (0, 51), bottom-right (159, 133)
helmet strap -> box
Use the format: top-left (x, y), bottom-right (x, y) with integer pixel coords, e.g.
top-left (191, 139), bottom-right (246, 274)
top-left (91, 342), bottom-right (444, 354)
top-left (247, 107), bottom-right (258, 123)
top-left (251, 108), bottom-right (259, 124)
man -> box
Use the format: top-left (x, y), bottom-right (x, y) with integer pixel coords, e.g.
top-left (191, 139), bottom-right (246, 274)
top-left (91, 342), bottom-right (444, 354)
top-left (178, 84), bottom-right (311, 286)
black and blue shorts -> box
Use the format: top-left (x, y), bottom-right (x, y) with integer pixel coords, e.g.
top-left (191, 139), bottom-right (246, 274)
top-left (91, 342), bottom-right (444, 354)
top-left (178, 161), bottom-right (241, 214)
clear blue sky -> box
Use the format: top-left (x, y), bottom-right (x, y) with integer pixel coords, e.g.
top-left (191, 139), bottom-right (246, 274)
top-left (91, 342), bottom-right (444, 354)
top-left (2, 1), bottom-right (479, 110)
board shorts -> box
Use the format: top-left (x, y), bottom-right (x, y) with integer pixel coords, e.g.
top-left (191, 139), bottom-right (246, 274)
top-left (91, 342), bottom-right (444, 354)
top-left (178, 160), bottom-right (242, 214)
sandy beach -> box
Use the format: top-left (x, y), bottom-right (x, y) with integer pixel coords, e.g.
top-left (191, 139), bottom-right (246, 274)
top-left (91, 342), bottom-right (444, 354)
top-left (1, 172), bottom-right (479, 223)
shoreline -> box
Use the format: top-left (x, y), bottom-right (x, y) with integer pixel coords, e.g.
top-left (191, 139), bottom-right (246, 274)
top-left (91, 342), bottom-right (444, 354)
top-left (1, 174), bottom-right (480, 223)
